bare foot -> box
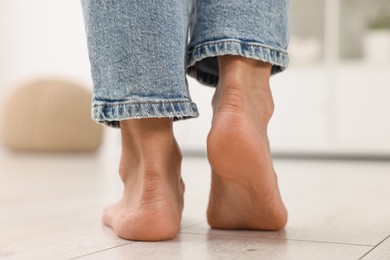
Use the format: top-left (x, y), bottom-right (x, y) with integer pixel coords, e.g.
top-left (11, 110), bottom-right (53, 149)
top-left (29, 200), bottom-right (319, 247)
top-left (102, 118), bottom-right (184, 241)
top-left (207, 56), bottom-right (287, 230)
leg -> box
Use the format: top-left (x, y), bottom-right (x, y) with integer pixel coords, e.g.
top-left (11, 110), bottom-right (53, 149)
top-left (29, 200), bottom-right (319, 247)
top-left (81, 0), bottom-right (198, 241)
top-left (186, 0), bottom-right (289, 229)
top-left (103, 118), bottom-right (185, 240)
top-left (207, 56), bottom-right (287, 230)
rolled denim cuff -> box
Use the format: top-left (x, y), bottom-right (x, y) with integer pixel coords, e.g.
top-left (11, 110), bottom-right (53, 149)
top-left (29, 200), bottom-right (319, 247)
top-left (186, 38), bottom-right (289, 87)
top-left (92, 98), bottom-right (199, 128)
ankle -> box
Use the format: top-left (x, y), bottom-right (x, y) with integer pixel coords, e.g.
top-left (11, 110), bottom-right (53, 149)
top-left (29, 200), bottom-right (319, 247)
top-left (217, 56), bottom-right (271, 86)
top-left (212, 82), bottom-right (244, 114)
top-left (118, 118), bottom-right (181, 182)
top-left (215, 56), bottom-right (274, 122)
top-left (252, 87), bottom-right (274, 123)
top-left (213, 80), bottom-right (274, 126)
top-left (120, 118), bottom-right (173, 139)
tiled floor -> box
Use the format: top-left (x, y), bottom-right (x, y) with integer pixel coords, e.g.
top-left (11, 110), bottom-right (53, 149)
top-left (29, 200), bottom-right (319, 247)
top-left (1, 148), bottom-right (390, 260)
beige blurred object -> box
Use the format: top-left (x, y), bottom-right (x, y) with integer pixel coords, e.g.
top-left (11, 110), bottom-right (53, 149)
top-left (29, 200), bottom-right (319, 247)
top-left (2, 78), bottom-right (103, 152)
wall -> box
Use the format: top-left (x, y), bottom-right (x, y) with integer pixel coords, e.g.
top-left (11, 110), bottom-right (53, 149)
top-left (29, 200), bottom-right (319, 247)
top-left (1, 0), bottom-right (390, 156)
top-left (0, 0), bottom-right (92, 98)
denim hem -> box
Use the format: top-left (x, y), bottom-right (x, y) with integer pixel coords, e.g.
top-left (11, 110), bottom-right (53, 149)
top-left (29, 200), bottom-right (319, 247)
top-left (92, 99), bottom-right (199, 128)
top-left (186, 38), bottom-right (289, 87)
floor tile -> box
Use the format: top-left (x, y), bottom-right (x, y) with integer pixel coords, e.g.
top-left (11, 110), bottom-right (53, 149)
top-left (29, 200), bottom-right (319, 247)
top-left (1, 148), bottom-right (390, 259)
top-left (361, 236), bottom-right (390, 260)
top-left (74, 233), bottom-right (371, 260)
top-left (182, 158), bottom-right (390, 246)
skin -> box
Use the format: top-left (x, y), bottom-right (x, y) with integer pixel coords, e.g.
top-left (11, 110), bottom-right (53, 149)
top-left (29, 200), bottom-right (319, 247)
top-left (102, 55), bottom-right (287, 241)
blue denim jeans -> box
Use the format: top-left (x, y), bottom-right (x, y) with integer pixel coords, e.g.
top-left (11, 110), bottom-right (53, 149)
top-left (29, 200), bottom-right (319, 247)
top-left (81, 0), bottom-right (289, 127)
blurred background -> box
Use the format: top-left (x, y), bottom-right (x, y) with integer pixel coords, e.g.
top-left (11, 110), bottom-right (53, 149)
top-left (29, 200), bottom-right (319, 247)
top-left (1, 1), bottom-right (390, 258)
top-left (0, 0), bottom-right (390, 157)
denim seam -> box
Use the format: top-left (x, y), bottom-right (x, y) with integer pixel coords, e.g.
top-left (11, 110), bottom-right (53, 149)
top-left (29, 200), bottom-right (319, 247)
top-left (188, 38), bottom-right (288, 55)
top-left (186, 38), bottom-right (289, 86)
top-left (92, 99), bottom-right (199, 128)
top-left (93, 99), bottom-right (192, 107)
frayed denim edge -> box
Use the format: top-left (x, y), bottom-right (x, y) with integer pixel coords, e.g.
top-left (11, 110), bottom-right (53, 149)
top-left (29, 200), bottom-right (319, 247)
top-left (186, 38), bottom-right (289, 87)
top-left (92, 99), bottom-right (199, 128)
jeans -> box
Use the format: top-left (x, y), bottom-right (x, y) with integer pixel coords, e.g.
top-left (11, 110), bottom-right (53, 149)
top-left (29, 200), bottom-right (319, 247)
top-left (81, 0), bottom-right (289, 128)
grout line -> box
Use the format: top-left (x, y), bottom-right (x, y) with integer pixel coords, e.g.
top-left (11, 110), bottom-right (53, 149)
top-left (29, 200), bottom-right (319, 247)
top-left (180, 230), bottom-right (375, 248)
top-left (358, 234), bottom-right (390, 260)
top-left (67, 242), bottom-right (132, 260)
